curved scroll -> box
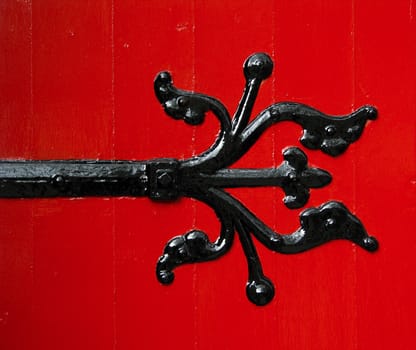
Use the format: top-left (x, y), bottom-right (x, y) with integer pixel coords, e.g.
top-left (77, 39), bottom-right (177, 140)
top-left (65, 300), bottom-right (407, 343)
top-left (156, 190), bottom-right (235, 285)
top-left (154, 71), bottom-right (233, 171)
top-left (240, 103), bottom-right (377, 158)
top-left (157, 185), bottom-right (378, 305)
top-left (155, 53), bottom-right (377, 170)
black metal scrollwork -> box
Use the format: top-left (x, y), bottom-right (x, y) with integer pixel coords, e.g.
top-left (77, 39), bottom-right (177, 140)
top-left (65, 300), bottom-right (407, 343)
top-left (154, 53), bottom-right (378, 305)
top-left (0, 53), bottom-right (378, 306)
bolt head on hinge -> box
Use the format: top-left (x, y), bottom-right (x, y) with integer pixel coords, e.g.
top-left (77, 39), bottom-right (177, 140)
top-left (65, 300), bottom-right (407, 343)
top-left (147, 159), bottom-right (180, 201)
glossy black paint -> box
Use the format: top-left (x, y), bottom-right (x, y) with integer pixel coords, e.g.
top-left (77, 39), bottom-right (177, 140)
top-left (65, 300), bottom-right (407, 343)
top-left (0, 160), bottom-right (148, 197)
top-left (0, 53), bottom-right (378, 305)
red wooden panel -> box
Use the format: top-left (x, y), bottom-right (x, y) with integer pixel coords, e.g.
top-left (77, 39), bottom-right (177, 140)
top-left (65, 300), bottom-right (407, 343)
top-left (354, 2), bottom-right (416, 349)
top-left (29, 1), bottom-right (115, 348)
top-left (1, 1), bottom-right (115, 349)
top-left (113, 2), bottom-right (197, 349)
top-left (271, 2), bottom-right (358, 349)
top-left (0, 1), bottom-right (415, 350)
top-left (0, 1), bottom-right (34, 349)
top-left (192, 2), bottom-right (276, 348)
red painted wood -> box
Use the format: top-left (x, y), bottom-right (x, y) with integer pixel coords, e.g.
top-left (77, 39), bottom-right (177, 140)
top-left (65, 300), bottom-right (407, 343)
top-left (0, 1), bottom-right (34, 349)
top-left (0, 1), bottom-right (415, 349)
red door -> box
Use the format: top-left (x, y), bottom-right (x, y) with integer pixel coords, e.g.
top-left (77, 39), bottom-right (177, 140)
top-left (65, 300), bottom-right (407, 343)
top-left (1, 1), bottom-right (415, 349)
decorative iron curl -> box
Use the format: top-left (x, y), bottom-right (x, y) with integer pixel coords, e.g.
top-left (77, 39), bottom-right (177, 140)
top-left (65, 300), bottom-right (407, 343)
top-left (154, 53), bottom-right (378, 305)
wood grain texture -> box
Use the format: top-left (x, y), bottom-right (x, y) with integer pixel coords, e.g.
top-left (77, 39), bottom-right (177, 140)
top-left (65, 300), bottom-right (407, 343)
top-left (0, 0), bottom-right (415, 349)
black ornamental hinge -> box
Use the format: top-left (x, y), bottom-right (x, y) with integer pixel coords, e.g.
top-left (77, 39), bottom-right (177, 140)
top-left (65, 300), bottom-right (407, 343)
top-left (0, 53), bottom-right (378, 306)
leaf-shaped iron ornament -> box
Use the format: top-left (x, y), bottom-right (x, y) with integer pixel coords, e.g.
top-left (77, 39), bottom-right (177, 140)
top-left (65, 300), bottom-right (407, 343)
top-left (0, 53), bottom-right (378, 306)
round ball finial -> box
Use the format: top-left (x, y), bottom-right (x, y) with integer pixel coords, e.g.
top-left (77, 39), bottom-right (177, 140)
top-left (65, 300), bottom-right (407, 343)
top-left (364, 105), bottom-right (378, 120)
top-left (246, 277), bottom-right (275, 306)
top-left (157, 269), bottom-right (175, 284)
top-left (362, 236), bottom-right (379, 252)
top-left (243, 53), bottom-right (273, 80)
top-left (156, 71), bottom-right (172, 84)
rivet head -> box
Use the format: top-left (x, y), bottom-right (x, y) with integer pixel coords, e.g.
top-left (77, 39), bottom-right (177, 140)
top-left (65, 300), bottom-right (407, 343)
top-left (325, 218), bottom-right (336, 229)
top-left (325, 125), bottom-right (337, 136)
top-left (52, 175), bottom-right (64, 185)
top-left (139, 174), bottom-right (148, 184)
top-left (157, 172), bottom-right (173, 187)
top-left (289, 172), bottom-right (298, 182)
top-left (177, 96), bottom-right (190, 107)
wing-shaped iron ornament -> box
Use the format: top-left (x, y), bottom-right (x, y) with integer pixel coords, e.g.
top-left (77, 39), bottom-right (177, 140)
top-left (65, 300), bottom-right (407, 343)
top-left (0, 53), bottom-right (378, 305)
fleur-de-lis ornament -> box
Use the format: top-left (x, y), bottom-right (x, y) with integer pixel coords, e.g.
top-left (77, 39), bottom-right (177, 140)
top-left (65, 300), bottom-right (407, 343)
top-left (0, 53), bottom-right (378, 305)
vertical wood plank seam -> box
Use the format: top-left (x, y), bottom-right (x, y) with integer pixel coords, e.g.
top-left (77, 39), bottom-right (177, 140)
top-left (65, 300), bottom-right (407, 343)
top-left (190, 1), bottom-right (199, 349)
top-left (29, 0), bottom-right (35, 346)
top-left (111, 1), bottom-right (117, 349)
top-left (351, 0), bottom-right (359, 349)
top-left (271, 0), bottom-right (279, 343)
